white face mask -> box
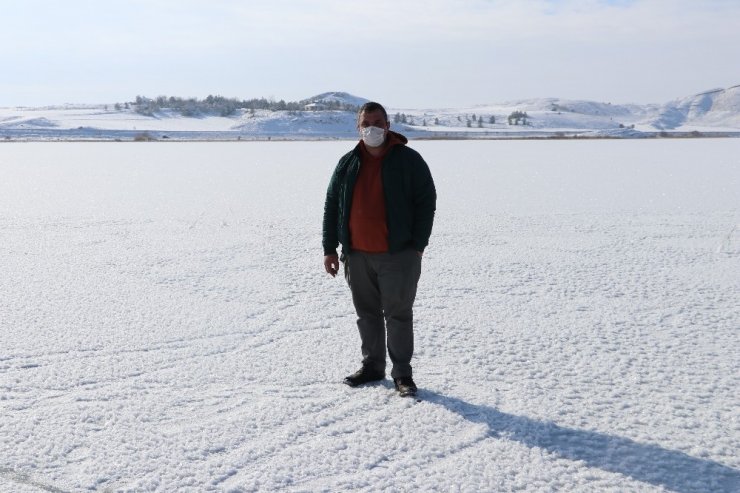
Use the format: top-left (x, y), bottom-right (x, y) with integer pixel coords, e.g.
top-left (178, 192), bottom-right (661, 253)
top-left (360, 126), bottom-right (386, 147)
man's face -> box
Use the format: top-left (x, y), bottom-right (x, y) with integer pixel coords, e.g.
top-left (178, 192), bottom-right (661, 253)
top-left (357, 110), bottom-right (390, 133)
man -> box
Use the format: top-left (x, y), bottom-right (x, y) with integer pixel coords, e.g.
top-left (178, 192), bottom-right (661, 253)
top-left (322, 101), bottom-right (436, 397)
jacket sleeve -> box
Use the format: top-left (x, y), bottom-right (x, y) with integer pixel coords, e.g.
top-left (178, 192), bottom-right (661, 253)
top-left (411, 154), bottom-right (437, 252)
top-left (322, 165), bottom-right (341, 256)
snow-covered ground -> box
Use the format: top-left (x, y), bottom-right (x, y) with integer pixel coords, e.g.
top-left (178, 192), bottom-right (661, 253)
top-left (1, 140), bottom-right (738, 492)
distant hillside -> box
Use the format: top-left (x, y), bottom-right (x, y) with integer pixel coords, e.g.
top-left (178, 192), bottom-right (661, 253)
top-left (389, 85), bottom-right (740, 135)
top-left (301, 92), bottom-right (368, 110)
top-left (647, 85), bottom-right (740, 130)
top-left (1, 86), bottom-right (739, 141)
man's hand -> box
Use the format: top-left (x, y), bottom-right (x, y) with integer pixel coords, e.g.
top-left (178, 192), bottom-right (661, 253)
top-left (324, 254), bottom-right (339, 277)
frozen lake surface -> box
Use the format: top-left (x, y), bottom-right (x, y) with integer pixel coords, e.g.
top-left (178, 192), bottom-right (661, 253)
top-left (1, 140), bottom-right (739, 492)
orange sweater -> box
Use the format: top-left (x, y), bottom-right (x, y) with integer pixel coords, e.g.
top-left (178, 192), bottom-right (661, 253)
top-left (349, 136), bottom-right (402, 252)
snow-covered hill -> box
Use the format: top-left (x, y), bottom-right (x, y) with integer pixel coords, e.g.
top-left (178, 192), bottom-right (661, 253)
top-left (646, 85), bottom-right (740, 130)
top-left (1, 86), bottom-right (739, 141)
top-left (301, 91), bottom-right (369, 109)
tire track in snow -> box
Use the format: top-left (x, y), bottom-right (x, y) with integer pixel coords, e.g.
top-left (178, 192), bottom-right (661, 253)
top-left (0, 467), bottom-right (68, 493)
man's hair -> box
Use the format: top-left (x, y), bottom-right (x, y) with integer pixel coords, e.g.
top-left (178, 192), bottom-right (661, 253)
top-left (357, 102), bottom-right (388, 124)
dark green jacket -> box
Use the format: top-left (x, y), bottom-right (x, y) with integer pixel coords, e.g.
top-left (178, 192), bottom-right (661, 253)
top-left (323, 132), bottom-right (436, 256)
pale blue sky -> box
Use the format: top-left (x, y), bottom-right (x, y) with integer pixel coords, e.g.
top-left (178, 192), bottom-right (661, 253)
top-left (1, 0), bottom-right (739, 107)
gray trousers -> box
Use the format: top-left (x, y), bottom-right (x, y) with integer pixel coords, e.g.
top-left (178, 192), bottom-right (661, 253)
top-left (344, 248), bottom-right (422, 378)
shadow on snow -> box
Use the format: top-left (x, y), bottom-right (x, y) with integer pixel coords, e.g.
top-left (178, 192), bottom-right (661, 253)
top-left (423, 391), bottom-right (739, 493)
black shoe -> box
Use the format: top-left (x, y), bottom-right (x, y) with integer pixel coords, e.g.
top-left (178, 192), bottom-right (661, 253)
top-left (393, 376), bottom-right (418, 397)
top-left (343, 366), bottom-right (385, 387)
